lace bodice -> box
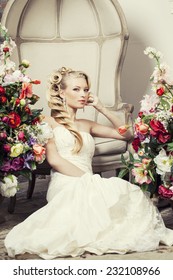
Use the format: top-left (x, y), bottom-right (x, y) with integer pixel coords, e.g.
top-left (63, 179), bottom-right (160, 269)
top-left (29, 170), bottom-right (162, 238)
top-left (53, 126), bottom-right (95, 173)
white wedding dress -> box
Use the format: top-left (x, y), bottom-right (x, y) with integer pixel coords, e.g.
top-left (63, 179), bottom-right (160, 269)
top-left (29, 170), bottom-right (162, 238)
top-left (4, 126), bottom-right (173, 259)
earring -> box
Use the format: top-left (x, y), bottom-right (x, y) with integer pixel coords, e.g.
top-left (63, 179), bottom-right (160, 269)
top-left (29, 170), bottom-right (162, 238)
top-left (63, 98), bottom-right (67, 111)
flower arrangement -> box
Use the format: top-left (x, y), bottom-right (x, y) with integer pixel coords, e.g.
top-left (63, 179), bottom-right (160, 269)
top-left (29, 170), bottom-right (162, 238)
top-left (119, 47), bottom-right (173, 199)
top-left (0, 24), bottom-right (53, 198)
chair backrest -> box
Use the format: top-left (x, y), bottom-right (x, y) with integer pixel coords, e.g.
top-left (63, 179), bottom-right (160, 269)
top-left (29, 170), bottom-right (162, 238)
top-left (2, 0), bottom-right (129, 123)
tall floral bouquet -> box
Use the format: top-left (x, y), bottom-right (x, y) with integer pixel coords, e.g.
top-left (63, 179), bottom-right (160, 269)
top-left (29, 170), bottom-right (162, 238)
top-left (0, 24), bottom-right (53, 198)
top-left (119, 47), bottom-right (173, 199)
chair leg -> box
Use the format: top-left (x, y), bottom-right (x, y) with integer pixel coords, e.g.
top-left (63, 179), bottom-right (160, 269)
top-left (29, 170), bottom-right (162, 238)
top-left (8, 195), bottom-right (16, 214)
top-left (27, 173), bottom-right (36, 199)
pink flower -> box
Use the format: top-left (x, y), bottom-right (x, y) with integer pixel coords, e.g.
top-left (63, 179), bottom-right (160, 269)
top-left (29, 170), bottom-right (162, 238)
top-left (0, 131), bottom-right (7, 139)
top-left (132, 167), bottom-right (152, 185)
top-left (18, 131), bottom-right (25, 141)
top-left (3, 144), bottom-right (11, 153)
top-left (142, 158), bottom-right (151, 165)
top-left (33, 144), bottom-right (46, 162)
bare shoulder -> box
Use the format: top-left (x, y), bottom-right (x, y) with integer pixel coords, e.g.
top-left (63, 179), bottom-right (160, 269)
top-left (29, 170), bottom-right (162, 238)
top-left (77, 119), bottom-right (96, 132)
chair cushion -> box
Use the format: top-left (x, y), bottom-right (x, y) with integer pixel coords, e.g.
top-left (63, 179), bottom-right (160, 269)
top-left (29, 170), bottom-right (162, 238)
top-left (92, 150), bottom-right (129, 169)
top-left (94, 137), bottom-right (127, 156)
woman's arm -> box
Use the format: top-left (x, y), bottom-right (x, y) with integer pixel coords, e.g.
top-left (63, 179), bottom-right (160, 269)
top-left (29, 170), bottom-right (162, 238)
top-left (86, 95), bottom-right (133, 140)
top-left (46, 138), bottom-right (85, 177)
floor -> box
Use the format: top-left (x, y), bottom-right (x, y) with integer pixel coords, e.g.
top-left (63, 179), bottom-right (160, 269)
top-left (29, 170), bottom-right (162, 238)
top-left (0, 176), bottom-right (173, 260)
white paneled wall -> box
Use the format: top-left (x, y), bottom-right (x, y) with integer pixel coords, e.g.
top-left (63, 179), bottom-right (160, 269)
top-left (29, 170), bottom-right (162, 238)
top-left (119, 0), bottom-right (173, 117)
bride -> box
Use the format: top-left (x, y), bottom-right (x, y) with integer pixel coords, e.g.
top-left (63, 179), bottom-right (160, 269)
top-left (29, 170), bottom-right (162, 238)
top-left (4, 67), bottom-right (173, 259)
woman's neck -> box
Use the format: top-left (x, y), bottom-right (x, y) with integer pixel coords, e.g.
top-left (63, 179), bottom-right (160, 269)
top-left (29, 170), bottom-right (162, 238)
top-left (67, 107), bottom-right (77, 122)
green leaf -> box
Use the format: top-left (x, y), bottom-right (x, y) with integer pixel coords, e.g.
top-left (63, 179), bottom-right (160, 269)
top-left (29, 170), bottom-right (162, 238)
top-left (148, 169), bottom-right (155, 181)
top-left (167, 142), bottom-right (173, 151)
top-left (129, 152), bottom-right (134, 162)
top-left (118, 168), bottom-right (129, 178)
top-left (121, 154), bottom-right (127, 166)
top-left (160, 98), bottom-right (171, 110)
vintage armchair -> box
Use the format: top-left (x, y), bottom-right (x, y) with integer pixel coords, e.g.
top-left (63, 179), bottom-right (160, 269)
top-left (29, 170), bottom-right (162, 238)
top-left (2, 0), bottom-right (133, 206)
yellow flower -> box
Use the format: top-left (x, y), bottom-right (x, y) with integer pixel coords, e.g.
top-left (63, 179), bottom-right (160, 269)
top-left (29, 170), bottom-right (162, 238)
top-left (10, 143), bottom-right (24, 157)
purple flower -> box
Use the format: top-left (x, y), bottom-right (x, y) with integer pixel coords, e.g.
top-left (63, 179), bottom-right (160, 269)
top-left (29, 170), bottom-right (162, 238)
top-left (27, 137), bottom-right (37, 145)
top-left (11, 157), bottom-right (24, 171)
top-left (23, 152), bottom-right (34, 169)
top-left (0, 160), bottom-right (12, 172)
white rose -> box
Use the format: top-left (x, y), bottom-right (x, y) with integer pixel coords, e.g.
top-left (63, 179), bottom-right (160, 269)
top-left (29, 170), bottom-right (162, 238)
top-left (0, 175), bottom-right (18, 198)
top-left (154, 149), bottom-right (172, 175)
top-left (37, 122), bottom-right (53, 143)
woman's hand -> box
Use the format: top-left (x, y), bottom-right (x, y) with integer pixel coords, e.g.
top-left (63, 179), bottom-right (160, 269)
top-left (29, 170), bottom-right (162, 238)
top-left (86, 93), bottom-right (105, 112)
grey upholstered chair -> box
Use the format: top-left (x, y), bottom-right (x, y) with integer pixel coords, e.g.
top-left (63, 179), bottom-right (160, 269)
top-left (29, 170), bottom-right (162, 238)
top-left (2, 0), bottom-right (133, 205)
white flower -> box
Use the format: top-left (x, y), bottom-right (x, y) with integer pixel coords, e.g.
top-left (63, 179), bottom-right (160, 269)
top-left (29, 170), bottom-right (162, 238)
top-left (3, 70), bottom-right (30, 84)
top-left (36, 122), bottom-right (53, 144)
top-left (0, 24), bottom-right (8, 33)
top-left (4, 60), bottom-right (16, 72)
top-left (144, 47), bottom-right (163, 60)
top-left (140, 94), bottom-right (159, 114)
top-left (154, 149), bottom-right (173, 176)
top-left (151, 63), bottom-right (170, 84)
top-left (0, 64), bottom-right (6, 77)
top-left (155, 110), bottom-right (172, 129)
top-left (0, 175), bottom-right (18, 198)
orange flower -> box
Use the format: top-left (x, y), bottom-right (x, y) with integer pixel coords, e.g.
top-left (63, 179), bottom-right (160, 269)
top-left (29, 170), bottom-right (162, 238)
top-left (135, 123), bottom-right (149, 135)
top-left (33, 144), bottom-right (46, 162)
top-left (32, 80), bottom-right (41, 84)
top-left (118, 125), bottom-right (130, 135)
top-left (19, 83), bottom-right (33, 99)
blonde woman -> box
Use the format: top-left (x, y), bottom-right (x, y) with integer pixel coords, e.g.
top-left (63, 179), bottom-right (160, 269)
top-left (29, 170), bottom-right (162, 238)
top-left (5, 67), bottom-right (173, 259)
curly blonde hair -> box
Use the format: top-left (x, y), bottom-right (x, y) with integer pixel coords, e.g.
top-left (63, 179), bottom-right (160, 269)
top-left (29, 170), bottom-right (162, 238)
top-left (47, 67), bottom-right (90, 153)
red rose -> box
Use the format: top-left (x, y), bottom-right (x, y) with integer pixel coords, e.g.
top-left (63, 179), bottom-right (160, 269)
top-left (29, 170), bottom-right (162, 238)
top-left (150, 119), bottom-right (164, 132)
top-left (157, 132), bottom-right (171, 143)
top-left (0, 86), bottom-right (6, 94)
top-left (3, 47), bottom-right (9, 53)
top-left (32, 117), bottom-right (40, 124)
top-left (8, 112), bottom-right (21, 128)
top-left (150, 119), bottom-right (170, 143)
top-left (0, 95), bottom-right (7, 103)
top-left (156, 87), bottom-right (165, 96)
top-left (158, 185), bottom-right (173, 199)
top-left (138, 111), bottom-right (143, 118)
top-left (132, 137), bottom-right (141, 152)
top-left (15, 98), bottom-right (20, 105)
top-left (24, 106), bottom-right (31, 114)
